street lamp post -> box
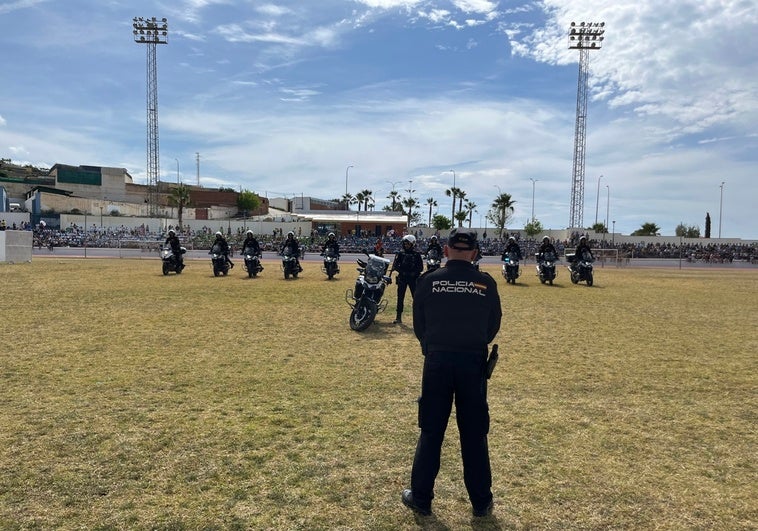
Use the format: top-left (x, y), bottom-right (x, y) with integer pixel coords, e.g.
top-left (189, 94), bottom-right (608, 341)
top-left (529, 178), bottom-right (538, 222)
top-left (718, 181), bottom-right (725, 238)
top-left (175, 158), bottom-right (180, 184)
top-left (447, 169), bottom-right (456, 224)
top-left (595, 174), bottom-right (603, 226)
top-left (612, 220), bottom-right (616, 246)
top-left (345, 165), bottom-right (354, 196)
top-left (605, 184), bottom-right (610, 234)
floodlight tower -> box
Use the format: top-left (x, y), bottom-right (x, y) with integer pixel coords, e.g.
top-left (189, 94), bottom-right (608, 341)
top-left (133, 16), bottom-right (168, 217)
top-left (567, 21), bottom-right (604, 229)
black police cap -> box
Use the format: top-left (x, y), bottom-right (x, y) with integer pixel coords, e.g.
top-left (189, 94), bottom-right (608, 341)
top-left (448, 229), bottom-right (478, 250)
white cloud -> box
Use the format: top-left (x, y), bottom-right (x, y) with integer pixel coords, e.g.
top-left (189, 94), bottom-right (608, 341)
top-left (506, 0), bottom-right (758, 140)
top-left (0, 0), bottom-right (48, 15)
top-left (0, 115), bottom-right (6, 126)
top-left (451, 0), bottom-right (498, 15)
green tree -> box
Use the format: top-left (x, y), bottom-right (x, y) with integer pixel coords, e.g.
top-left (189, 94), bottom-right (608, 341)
top-left (487, 193), bottom-right (516, 238)
top-left (431, 214), bottom-right (452, 230)
top-left (237, 190), bottom-right (261, 215)
top-left (524, 218), bottom-right (543, 238)
top-left (386, 190), bottom-right (401, 212)
top-left (168, 183), bottom-right (192, 229)
top-left (588, 222), bottom-right (608, 234)
top-left (631, 222), bottom-right (661, 236)
top-left (676, 223), bottom-right (701, 238)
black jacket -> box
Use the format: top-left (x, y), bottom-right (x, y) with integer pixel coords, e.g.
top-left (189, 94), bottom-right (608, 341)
top-left (165, 235), bottom-right (181, 253)
top-left (242, 236), bottom-right (261, 255)
top-left (391, 248), bottom-right (424, 278)
top-left (211, 238), bottom-right (230, 255)
top-left (322, 239), bottom-right (340, 255)
top-left (413, 260), bottom-right (501, 355)
top-left (538, 242), bottom-right (558, 260)
top-left (281, 238), bottom-right (300, 256)
top-left (502, 242), bottom-right (522, 260)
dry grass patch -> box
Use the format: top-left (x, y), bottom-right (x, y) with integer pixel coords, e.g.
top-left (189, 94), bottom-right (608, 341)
top-left (0, 259), bottom-right (755, 529)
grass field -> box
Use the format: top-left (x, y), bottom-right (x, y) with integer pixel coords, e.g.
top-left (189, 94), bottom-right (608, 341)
top-left (1, 257), bottom-right (756, 530)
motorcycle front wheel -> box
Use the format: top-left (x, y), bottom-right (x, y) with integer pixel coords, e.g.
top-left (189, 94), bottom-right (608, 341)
top-left (349, 299), bottom-right (378, 332)
top-left (586, 272), bottom-right (593, 286)
top-left (162, 262), bottom-right (170, 276)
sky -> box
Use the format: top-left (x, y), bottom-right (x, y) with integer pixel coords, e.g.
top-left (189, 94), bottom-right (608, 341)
top-left (1, 0), bottom-right (756, 239)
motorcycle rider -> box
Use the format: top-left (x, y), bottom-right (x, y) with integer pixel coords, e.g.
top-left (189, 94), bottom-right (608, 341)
top-left (425, 235), bottom-right (443, 259)
top-left (281, 231), bottom-right (303, 272)
top-left (164, 229), bottom-right (184, 270)
top-left (321, 232), bottom-right (341, 257)
top-left (574, 235), bottom-right (594, 262)
top-left (389, 234), bottom-right (424, 324)
top-left (211, 231), bottom-right (234, 269)
top-left (537, 236), bottom-right (558, 261)
top-left (501, 236), bottom-right (523, 261)
top-left (242, 230), bottom-right (263, 271)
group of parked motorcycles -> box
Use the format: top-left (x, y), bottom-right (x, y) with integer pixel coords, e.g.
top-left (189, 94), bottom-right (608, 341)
top-left (499, 250), bottom-right (593, 286)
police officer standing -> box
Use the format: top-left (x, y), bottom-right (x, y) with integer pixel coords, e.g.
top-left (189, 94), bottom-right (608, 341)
top-left (389, 235), bottom-right (424, 324)
top-left (402, 228), bottom-right (502, 518)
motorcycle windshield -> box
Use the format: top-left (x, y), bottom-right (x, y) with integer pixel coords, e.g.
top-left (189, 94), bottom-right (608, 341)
top-left (365, 256), bottom-right (390, 284)
top-left (543, 252), bottom-right (555, 262)
top-left (506, 252), bottom-right (519, 263)
top-left (324, 249), bottom-right (338, 258)
top-left (427, 249), bottom-right (440, 260)
top-left (211, 244), bottom-right (223, 254)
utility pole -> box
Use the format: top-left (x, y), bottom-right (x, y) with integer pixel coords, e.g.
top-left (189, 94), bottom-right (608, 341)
top-left (196, 152), bottom-right (201, 186)
top-left (568, 21), bottom-right (605, 229)
top-left (133, 16), bottom-right (168, 217)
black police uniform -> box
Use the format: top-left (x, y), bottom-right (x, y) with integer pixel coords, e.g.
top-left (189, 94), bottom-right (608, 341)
top-left (408, 230), bottom-right (502, 515)
top-left (165, 234), bottom-right (184, 268)
top-left (391, 244), bottom-right (424, 323)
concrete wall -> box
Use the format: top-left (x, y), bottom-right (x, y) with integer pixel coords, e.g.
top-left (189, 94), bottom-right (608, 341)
top-left (0, 230), bottom-right (33, 263)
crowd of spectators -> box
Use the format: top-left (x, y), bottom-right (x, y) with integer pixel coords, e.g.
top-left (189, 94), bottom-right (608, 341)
top-left (28, 223), bottom-right (756, 263)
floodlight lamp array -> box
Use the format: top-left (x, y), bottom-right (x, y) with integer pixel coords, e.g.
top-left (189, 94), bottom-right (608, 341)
top-left (568, 21), bottom-right (605, 50)
top-left (132, 16), bottom-right (169, 44)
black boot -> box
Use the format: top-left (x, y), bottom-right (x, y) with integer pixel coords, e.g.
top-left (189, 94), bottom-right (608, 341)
top-left (393, 314), bottom-right (402, 324)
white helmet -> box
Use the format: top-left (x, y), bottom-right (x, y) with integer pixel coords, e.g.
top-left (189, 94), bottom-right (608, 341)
top-left (402, 235), bottom-right (416, 246)
top-left (215, 231), bottom-right (223, 238)
top-left (168, 229), bottom-right (175, 236)
top-left (246, 230), bottom-right (254, 236)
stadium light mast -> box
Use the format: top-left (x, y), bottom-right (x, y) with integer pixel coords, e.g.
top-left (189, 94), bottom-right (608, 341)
top-left (567, 21), bottom-right (604, 230)
top-left (133, 16), bottom-right (168, 217)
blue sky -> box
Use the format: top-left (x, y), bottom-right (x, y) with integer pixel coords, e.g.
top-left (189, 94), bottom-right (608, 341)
top-left (1, 0), bottom-right (756, 239)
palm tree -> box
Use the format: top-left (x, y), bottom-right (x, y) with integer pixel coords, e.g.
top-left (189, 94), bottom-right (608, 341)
top-left (386, 190), bottom-right (401, 212)
top-left (425, 197), bottom-right (437, 227)
top-left (454, 210), bottom-right (468, 227)
top-left (457, 190), bottom-right (467, 221)
top-left (464, 199), bottom-right (477, 228)
top-left (402, 196), bottom-right (419, 229)
top-left (168, 183), bottom-right (192, 230)
top-left (445, 187), bottom-right (462, 225)
top-left (341, 193), bottom-right (355, 210)
top-left (360, 189), bottom-right (373, 212)
top-left (487, 193), bottom-right (516, 238)
top-left (355, 191), bottom-right (366, 212)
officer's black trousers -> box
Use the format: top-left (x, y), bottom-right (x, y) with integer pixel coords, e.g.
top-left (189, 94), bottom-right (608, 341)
top-left (395, 276), bottom-right (417, 317)
top-left (411, 351), bottom-right (492, 510)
